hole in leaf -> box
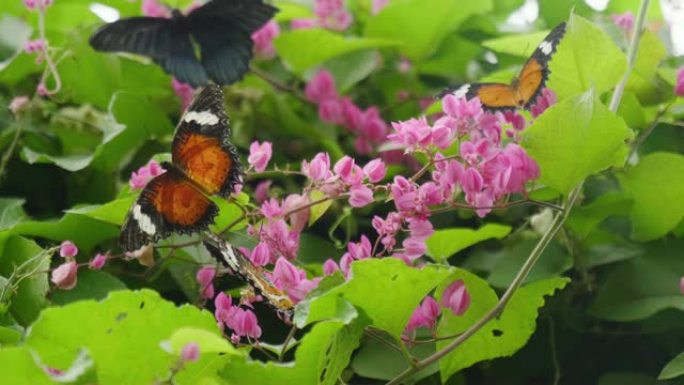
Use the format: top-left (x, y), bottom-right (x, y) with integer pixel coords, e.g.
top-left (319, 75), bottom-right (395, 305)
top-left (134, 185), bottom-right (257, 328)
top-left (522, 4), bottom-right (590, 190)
top-left (115, 312), bottom-right (127, 322)
top-left (492, 329), bottom-right (503, 337)
top-left (391, 274), bottom-right (399, 281)
top-left (139, 301), bottom-right (145, 309)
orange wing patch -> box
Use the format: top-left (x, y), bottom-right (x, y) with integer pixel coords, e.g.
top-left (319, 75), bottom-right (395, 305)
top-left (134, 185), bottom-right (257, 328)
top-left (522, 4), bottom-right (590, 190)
top-left (146, 171), bottom-right (218, 229)
top-left (515, 58), bottom-right (545, 107)
top-left (475, 84), bottom-right (520, 109)
top-left (173, 131), bottom-right (234, 195)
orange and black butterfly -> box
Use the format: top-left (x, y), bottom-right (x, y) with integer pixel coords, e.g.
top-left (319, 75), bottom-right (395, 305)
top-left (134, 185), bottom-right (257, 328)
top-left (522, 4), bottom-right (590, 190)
top-left (120, 85), bottom-right (241, 254)
top-left (440, 22), bottom-right (566, 111)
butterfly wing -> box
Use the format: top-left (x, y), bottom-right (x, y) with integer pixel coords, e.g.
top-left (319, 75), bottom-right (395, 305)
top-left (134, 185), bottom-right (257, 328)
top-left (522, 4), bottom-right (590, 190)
top-left (119, 166), bottom-right (219, 252)
top-left (514, 22), bottom-right (567, 108)
top-left (203, 232), bottom-right (294, 315)
top-left (90, 17), bottom-right (209, 86)
top-left (440, 83), bottom-right (520, 111)
top-left (172, 85), bottom-right (241, 197)
top-left (187, 0), bottom-right (278, 84)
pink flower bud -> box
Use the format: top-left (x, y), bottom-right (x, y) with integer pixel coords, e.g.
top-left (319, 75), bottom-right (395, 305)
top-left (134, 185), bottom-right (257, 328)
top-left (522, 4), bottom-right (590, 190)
top-left (302, 152), bottom-right (331, 181)
top-left (248, 141), bottom-right (272, 172)
top-left (333, 156), bottom-right (355, 180)
top-left (305, 70), bottom-right (337, 103)
top-left (51, 261), bottom-right (78, 290)
top-left (272, 257), bottom-right (304, 290)
top-left (260, 198), bottom-right (282, 219)
top-left (180, 342), bottom-right (200, 362)
top-left (323, 258), bottom-right (339, 275)
top-left (36, 83), bottom-right (49, 97)
top-left (233, 308), bottom-right (262, 339)
top-left (348, 184), bottom-right (374, 208)
top-left (196, 266), bottom-right (216, 299)
top-left (362, 159), bottom-right (386, 183)
top-left (611, 11), bottom-right (634, 33)
top-left (461, 168), bottom-right (483, 195)
top-left (676, 67), bottom-right (684, 97)
top-left (89, 253), bottom-right (107, 270)
top-left (282, 193), bottom-right (310, 233)
top-left (250, 242), bottom-right (271, 267)
top-left (441, 280), bottom-right (470, 316)
top-left (59, 240), bottom-right (78, 258)
top-left (172, 78), bottom-right (194, 110)
top-left (24, 0), bottom-right (37, 10)
top-left (254, 180), bottom-right (272, 204)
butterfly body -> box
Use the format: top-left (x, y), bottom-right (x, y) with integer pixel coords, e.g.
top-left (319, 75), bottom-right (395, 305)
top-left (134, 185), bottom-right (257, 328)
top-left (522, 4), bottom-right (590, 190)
top-left (90, 0), bottom-right (278, 86)
top-left (441, 22), bottom-right (567, 111)
top-left (120, 85), bottom-right (241, 254)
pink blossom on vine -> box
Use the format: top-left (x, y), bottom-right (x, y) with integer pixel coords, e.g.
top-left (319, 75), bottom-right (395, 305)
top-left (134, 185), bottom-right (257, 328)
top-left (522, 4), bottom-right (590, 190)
top-left (59, 240), bottom-right (78, 258)
top-left (323, 258), bottom-right (340, 275)
top-left (251, 20), bottom-right (280, 59)
top-left (254, 180), bottom-right (272, 204)
top-left (261, 198), bottom-right (283, 219)
top-left (348, 235), bottom-right (372, 260)
top-left (405, 296), bottom-right (440, 334)
top-left (282, 193), bottom-right (310, 233)
top-left (502, 110), bottom-right (526, 131)
top-left (441, 280), bottom-right (470, 316)
top-left (229, 308), bottom-right (262, 339)
top-left (319, 98), bottom-right (345, 125)
top-left (611, 11), bottom-right (634, 34)
top-left (272, 257), bottom-right (305, 290)
top-left (256, 219), bottom-right (300, 261)
top-left (51, 261), bottom-right (78, 290)
top-left (214, 292), bottom-right (237, 325)
top-left (397, 56), bottom-right (412, 73)
top-left (141, 0), bottom-right (170, 17)
top-left (305, 70), bottom-right (337, 103)
top-left (180, 343), bottom-right (200, 362)
top-left (89, 253), bottom-right (107, 270)
top-left (24, 0), bottom-right (52, 11)
top-left (363, 159), bottom-right (387, 183)
top-left (302, 152), bottom-right (332, 181)
top-left (530, 88), bottom-right (557, 118)
top-left (129, 159), bottom-right (165, 190)
top-left (315, 0), bottom-right (353, 31)
top-left (248, 141), bottom-right (272, 172)
top-left (676, 67), bottom-right (684, 97)
top-left (9, 96), bottom-right (29, 115)
top-left (372, 212), bottom-right (402, 251)
top-left (36, 83), bottom-right (49, 96)
top-left (349, 184), bottom-right (374, 207)
top-left (172, 78), bottom-right (194, 110)
top-left (251, 242), bottom-right (271, 266)
top-left (196, 266), bottom-right (216, 299)
top-left (24, 39), bottom-right (46, 54)
top-left (339, 253), bottom-right (354, 275)
top-left (402, 237), bottom-right (426, 260)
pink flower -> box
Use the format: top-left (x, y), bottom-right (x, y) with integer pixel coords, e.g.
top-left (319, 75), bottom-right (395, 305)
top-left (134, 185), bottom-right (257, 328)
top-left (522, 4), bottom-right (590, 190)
top-left (129, 159), bottom-right (165, 190)
top-left (333, 156), bottom-right (355, 180)
top-left (290, 18), bottom-right (318, 29)
top-left (272, 257), bottom-right (305, 291)
top-left (251, 20), bottom-right (280, 59)
top-left (172, 78), bottom-right (194, 110)
top-left (318, 98), bottom-right (345, 125)
top-left (305, 70), bottom-right (337, 103)
top-left (339, 253), bottom-right (354, 276)
top-left (51, 261), bottom-right (78, 290)
top-left (441, 280), bottom-right (470, 316)
top-left (9, 96), bottom-right (29, 115)
top-left (89, 253), bottom-right (107, 270)
top-left (402, 237), bottom-right (426, 260)
top-left (282, 193), bottom-right (310, 233)
top-left (24, 0), bottom-right (37, 10)
top-left (59, 241), bottom-right (78, 258)
top-left (302, 152), bottom-right (332, 181)
top-left (372, 0), bottom-right (389, 14)
top-left (611, 11), bottom-right (634, 34)
top-left (349, 185), bottom-right (374, 208)
top-left (141, 0), bottom-right (170, 17)
top-left (24, 39), bottom-right (46, 54)
top-left (530, 88), bottom-right (557, 118)
top-left (248, 141), bottom-right (272, 172)
top-left (347, 235), bottom-right (372, 260)
top-left (230, 308), bottom-right (262, 339)
top-left (443, 94), bottom-right (483, 121)
top-left (502, 110), bottom-right (526, 131)
top-left (323, 259), bottom-right (340, 275)
top-left (676, 67), bottom-right (684, 97)
top-left (408, 218), bottom-right (433, 240)
top-left (405, 296), bottom-right (441, 334)
top-left (397, 57), bottom-right (412, 73)
top-left (260, 198), bottom-right (282, 219)
top-left (254, 180), bottom-right (272, 204)
top-left (180, 342), bottom-right (200, 362)
top-left (259, 219), bottom-right (299, 260)
top-left (36, 83), bottom-right (49, 97)
top-left (288, 277), bottom-right (320, 303)
top-left (461, 168), bottom-right (483, 196)
top-left (680, 276), bottom-right (684, 294)
top-left (196, 266), bottom-right (216, 299)
top-left (388, 117), bottom-right (432, 150)
top-left (214, 292), bottom-right (237, 325)
top-left (363, 159), bottom-right (386, 183)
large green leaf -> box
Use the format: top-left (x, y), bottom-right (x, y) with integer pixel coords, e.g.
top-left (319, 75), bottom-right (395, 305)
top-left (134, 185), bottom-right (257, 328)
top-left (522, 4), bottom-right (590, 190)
top-left (274, 28), bottom-right (397, 75)
top-left (296, 258), bottom-right (452, 338)
top-left (364, 0), bottom-right (491, 61)
top-left (219, 318), bottom-right (365, 385)
top-left (481, 30), bottom-right (552, 57)
top-left (522, 91), bottom-right (633, 195)
top-left (618, 152), bottom-right (684, 242)
top-left (0, 198), bottom-right (27, 231)
top-left (660, 352), bottom-right (684, 380)
top-left (566, 192), bottom-right (633, 239)
top-left (625, 30), bottom-right (667, 104)
top-left (546, 15), bottom-right (627, 101)
top-left (13, 213), bottom-right (119, 253)
top-left (51, 269), bottom-right (127, 305)
top-left (25, 289), bottom-right (225, 385)
top-left (437, 275), bottom-right (569, 381)
top-left (0, 347), bottom-right (53, 384)
top-left (425, 224), bottom-right (511, 261)
top-left (590, 241), bottom-right (684, 321)
top-left (0, 16), bottom-right (32, 71)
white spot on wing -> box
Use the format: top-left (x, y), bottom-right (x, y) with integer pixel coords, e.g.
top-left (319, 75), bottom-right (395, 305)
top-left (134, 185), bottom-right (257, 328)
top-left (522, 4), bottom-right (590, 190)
top-left (452, 84), bottom-right (471, 99)
top-left (539, 40), bottom-right (553, 56)
top-left (183, 110), bottom-right (219, 125)
top-left (133, 205), bottom-right (156, 235)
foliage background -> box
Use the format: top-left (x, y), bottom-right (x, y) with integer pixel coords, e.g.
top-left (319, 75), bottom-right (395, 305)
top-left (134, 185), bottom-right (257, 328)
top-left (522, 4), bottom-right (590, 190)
top-left (0, 0), bottom-right (684, 384)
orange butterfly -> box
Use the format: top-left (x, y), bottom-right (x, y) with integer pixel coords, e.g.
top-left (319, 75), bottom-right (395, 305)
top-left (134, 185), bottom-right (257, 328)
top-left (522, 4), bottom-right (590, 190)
top-left (440, 22), bottom-right (566, 111)
top-left (120, 85), bottom-right (241, 254)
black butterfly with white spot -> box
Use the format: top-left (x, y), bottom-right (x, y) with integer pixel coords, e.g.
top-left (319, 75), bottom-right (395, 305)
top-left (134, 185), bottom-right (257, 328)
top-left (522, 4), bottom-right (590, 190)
top-left (90, 0), bottom-right (278, 87)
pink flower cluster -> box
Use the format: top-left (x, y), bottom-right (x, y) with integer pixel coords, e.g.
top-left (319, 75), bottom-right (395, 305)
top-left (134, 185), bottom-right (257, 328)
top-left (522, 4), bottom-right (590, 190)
top-left (291, 0), bottom-right (353, 31)
top-left (305, 70), bottom-right (389, 154)
top-left (270, 257), bottom-right (321, 303)
top-left (251, 20), bottom-right (280, 59)
top-left (676, 67), bottom-right (684, 97)
top-left (172, 78), bottom-right (195, 110)
top-left (129, 159), bottom-right (165, 190)
top-left (196, 266), bottom-right (216, 299)
top-left (404, 280), bottom-right (471, 337)
top-left (214, 292), bottom-right (262, 342)
top-left (23, 0), bottom-right (52, 11)
top-left (611, 11), bottom-right (635, 34)
top-left (247, 141), bottom-right (273, 172)
top-left (51, 242), bottom-right (107, 290)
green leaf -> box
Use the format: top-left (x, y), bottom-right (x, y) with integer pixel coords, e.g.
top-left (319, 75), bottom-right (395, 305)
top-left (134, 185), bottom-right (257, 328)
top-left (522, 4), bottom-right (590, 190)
top-left (625, 30), bottom-right (667, 103)
top-left (590, 241), bottom-right (684, 321)
top-left (438, 276), bottom-right (569, 380)
top-left (66, 196), bottom-right (136, 226)
top-left (0, 347), bottom-right (53, 384)
top-left (220, 319), bottom-right (365, 385)
top-left (0, 198), bottom-right (27, 231)
top-left (296, 258), bottom-right (451, 337)
top-left (51, 269), bottom-right (127, 305)
top-left (308, 190), bottom-right (332, 227)
top-left (547, 15), bottom-right (627, 101)
top-left (566, 192), bottom-right (633, 239)
top-left (21, 148), bottom-right (94, 172)
top-left (522, 91), bottom-right (633, 195)
top-left (274, 28), bottom-right (397, 75)
top-left (364, 0), bottom-right (492, 61)
top-left (618, 152), bottom-right (684, 241)
top-left (418, 35), bottom-right (483, 78)
top-left (659, 352), bottom-right (684, 380)
top-left (426, 224), bottom-right (512, 261)
top-left (0, 325), bottom-right (22, 345)
top-left (25, 289), bottom-right (225, 385)
top-left (0, 234), bottom-right (49, 326)
top-left (273, 1), bottom-right (314, 22)
top-left (323, 49), bottom-right (378, 94)
top-left (165, 327), bottom-right (238, 355)
top-left (0, 16), bottom-right (32, 71)
top-left (352, 335), bottom-right (438, 382)
top-left (13, 213), bottom-right (119, 253)
top-left (481, 30), bottom-right (552, 57)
